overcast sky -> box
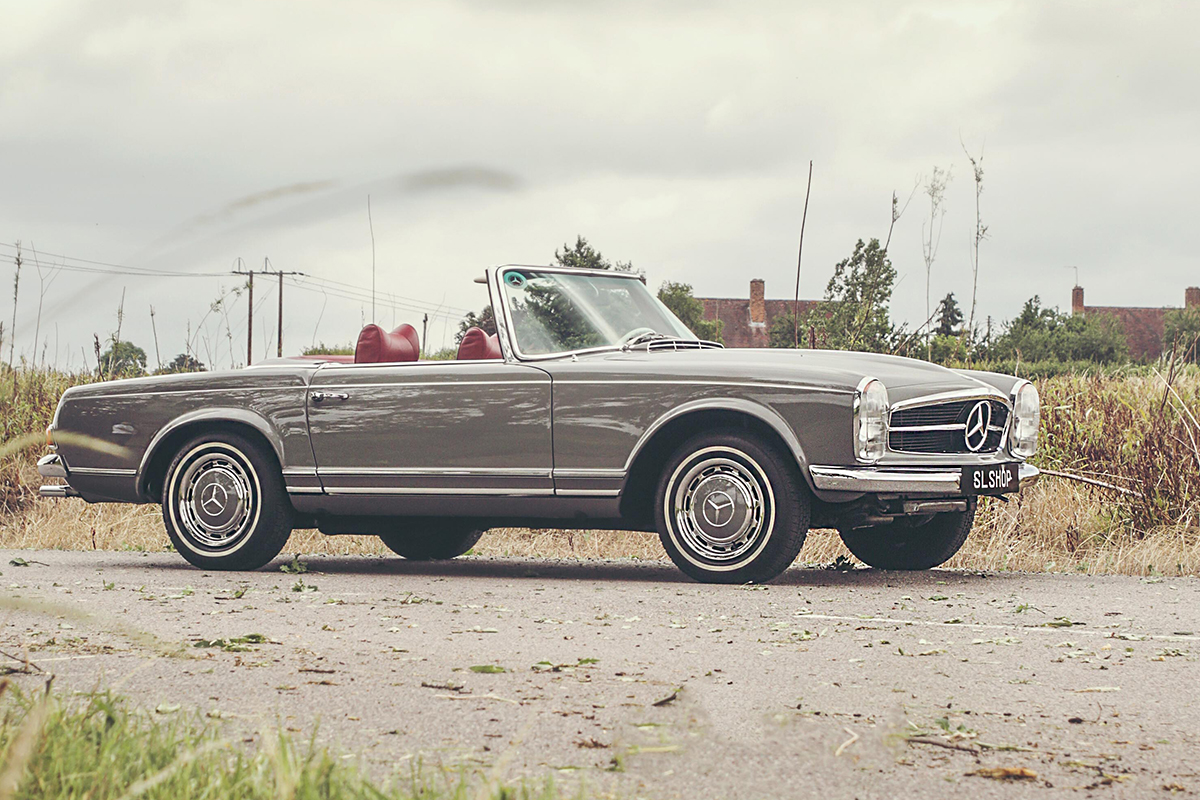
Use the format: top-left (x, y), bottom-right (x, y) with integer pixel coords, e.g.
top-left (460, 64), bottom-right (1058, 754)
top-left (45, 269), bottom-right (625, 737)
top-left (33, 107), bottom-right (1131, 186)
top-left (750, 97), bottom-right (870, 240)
top-left (2, 1), bottom-right (1196, 368)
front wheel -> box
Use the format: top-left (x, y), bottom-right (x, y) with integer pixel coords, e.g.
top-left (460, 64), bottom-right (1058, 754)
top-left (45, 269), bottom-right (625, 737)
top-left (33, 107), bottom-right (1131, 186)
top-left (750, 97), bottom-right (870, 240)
top-left (655, 431), bottom-right (810, 584)
top-left (379, 523), bottom-right (484, 560)
top-left (162, 432), bottom-right (294, 570)
top-left (838, 500), bottom-right (977, 570)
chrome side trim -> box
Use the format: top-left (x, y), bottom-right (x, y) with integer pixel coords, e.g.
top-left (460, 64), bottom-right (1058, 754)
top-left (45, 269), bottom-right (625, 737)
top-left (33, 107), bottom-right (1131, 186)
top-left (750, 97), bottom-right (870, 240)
top-left (70, 467), bottom-right (137, 477)
top-left (37, 454), bottom-right (67, 479)
top-left (286, 486), bottom-right (325, 494)
top-left (281, 467), bottom-right (318, 477)
top-left (554, 379), bottom-right (847, 393)
top-left (39, 484), bottom-right (80, 498)
top-left (325, 487), bottom-right (555, 496)
top-left (553, 468), bottom-right (626, 479)
top-left (555, 488), bottom-right (622, 497)
top-left (316, 467), bottom-right (552, 478)
top-left (311, 380), bottom-right (545, 390)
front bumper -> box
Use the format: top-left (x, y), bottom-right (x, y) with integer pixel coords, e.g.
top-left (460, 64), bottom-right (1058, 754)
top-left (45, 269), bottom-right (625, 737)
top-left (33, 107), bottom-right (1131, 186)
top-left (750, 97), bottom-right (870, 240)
top-left (38, 453), bottom-right (79, 498)
top-left (809, 462), bottom-right (1040, 494)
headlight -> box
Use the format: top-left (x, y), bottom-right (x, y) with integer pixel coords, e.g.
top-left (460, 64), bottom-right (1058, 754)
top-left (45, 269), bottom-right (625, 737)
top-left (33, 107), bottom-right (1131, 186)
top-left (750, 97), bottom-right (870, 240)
top-left (853, 377), bottom-right (889, 462)
top-left (1010, 380), bottom-right (1040, 458)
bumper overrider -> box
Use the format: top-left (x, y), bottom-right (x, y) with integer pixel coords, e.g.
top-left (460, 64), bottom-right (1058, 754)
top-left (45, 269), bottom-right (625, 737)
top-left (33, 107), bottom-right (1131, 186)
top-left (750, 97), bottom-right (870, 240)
top-left (37, 453), bottom-right (80, 498)
top-left (809, 462), bottom-right (1041, 494)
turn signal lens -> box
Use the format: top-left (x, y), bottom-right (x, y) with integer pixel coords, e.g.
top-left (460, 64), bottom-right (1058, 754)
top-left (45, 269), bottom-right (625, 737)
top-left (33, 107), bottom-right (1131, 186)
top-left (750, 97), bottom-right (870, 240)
top-left (1010, 381), bottom-right (1040, 458)
top-left (45, 424), bottom-right (56, 449)
top-left (853, 378), bottom-right (889, 462)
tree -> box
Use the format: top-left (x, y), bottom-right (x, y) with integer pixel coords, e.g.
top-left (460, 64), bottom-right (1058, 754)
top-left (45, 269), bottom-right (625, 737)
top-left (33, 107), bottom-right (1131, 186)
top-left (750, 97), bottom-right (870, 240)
top-left (657, 281), bottom-right (722, 342)
top-left (935, 292), bottom-right (963, 336)
top-left (155, 352), bottom-right (206, 374)
top-left (1164, 308), bottom-right (1200, 363)
top-left (456, 305), bottom-right (497, 345)
top-left (990, 297), bottom-right (1128, 363)
top-left (554, 236), bottom-right (634, 273)
top-left (771, 239), bottom-right (896, 352)
top-left (98, 340), bottom-right (147, 377)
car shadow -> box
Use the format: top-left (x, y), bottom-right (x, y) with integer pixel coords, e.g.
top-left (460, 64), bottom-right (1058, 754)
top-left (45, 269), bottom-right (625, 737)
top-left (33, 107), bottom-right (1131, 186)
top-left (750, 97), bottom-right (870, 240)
top-left (253, 554), bottom-right (1003, 589)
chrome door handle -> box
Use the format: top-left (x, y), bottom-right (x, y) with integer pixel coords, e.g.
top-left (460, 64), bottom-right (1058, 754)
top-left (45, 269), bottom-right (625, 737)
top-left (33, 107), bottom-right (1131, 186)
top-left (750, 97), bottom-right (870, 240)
top-left (310, 391), bottom-right (349, 402)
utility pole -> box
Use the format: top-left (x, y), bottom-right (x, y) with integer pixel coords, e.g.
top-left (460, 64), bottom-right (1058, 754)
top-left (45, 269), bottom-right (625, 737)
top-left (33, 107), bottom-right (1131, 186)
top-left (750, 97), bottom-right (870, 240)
top-left (246, 271), bottom-right (254, 366)
top-left (233, 261), bottom-right (305, 365)
top-left (278, 271), bottom-right (284, 357)
top-left (421, 313), bottom-right (428, 358)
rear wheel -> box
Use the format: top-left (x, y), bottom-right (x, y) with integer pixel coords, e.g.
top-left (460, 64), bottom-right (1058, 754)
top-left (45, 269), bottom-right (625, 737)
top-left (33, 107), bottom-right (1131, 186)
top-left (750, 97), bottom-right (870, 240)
top-left (162, 432), bottom-right (293, 570)
top-left (838, 500), bottom-right (977, 570)
top-left (655, 430), bottom-right (809, 584)
top-left (379, 524), bottom-right (484, 560)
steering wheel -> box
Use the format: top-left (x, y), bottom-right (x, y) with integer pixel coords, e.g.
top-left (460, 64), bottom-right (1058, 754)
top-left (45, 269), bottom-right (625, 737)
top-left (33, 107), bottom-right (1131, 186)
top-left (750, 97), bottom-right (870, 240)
top-left (619, 327), bottom-right (657, 345)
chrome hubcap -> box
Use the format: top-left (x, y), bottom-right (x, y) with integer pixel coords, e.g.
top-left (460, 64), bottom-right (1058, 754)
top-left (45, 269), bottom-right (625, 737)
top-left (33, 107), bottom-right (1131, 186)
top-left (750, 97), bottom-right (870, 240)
top-left (671, 452), bottom-right (770, 564)
top-left (176, 449), bottom-right (256, 551)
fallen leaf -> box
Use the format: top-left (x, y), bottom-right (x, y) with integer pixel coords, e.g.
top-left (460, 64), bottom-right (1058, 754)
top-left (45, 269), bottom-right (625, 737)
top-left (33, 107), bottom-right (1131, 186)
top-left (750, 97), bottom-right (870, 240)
top-left (969, 767), bottom-right (1037, 780)
top-left (470, 664), bottom-right (506, 674)
top-left (652, 687), bottom-right (682, 707)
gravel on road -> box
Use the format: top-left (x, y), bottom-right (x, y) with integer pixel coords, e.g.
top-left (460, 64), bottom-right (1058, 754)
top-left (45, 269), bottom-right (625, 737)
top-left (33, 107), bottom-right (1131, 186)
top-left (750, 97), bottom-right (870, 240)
top-left (2, 549), bottom-right (1198, 799)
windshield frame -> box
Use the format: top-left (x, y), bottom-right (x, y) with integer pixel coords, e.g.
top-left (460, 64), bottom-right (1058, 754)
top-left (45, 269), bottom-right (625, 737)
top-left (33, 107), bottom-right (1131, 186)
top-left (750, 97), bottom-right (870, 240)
top-left (488, 264), bottom-right (697, 362)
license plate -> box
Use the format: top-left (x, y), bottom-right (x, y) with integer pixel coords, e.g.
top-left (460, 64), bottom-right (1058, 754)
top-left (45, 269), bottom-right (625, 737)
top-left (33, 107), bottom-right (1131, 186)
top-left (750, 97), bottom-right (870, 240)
top-left (961, 463), bottom-right (1020, 496)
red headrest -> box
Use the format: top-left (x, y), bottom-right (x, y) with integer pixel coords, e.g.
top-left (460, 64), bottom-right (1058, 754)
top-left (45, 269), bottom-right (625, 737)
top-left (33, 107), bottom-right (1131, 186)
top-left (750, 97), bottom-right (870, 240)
top-left (355, 323), bottom-right (420, 364)
top-left (457, 327), bottom-right (502, 360)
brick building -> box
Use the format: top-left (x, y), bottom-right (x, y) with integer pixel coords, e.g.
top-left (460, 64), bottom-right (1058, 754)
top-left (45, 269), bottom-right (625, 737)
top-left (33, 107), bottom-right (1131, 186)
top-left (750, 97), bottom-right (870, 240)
top-left (698, 278), bottom-right (821, 348)
top-left (1071, 285), bottom-right (1199, 360)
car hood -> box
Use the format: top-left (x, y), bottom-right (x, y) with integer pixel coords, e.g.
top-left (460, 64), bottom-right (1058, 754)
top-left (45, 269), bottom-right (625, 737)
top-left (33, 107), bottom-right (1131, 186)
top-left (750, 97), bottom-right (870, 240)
top-left (573, 347), bottom-right (1006, 403)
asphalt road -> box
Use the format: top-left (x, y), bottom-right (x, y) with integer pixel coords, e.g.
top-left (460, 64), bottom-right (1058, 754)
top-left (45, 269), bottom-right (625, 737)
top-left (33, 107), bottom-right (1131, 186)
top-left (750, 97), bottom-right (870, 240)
top-left (2, 549), bottom-right (1198, 799)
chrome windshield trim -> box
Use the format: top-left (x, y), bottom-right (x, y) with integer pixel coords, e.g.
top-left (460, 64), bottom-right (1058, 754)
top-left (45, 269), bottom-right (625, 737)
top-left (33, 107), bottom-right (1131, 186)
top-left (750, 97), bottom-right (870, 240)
top-left (491, 264), bottom-right (698, 363)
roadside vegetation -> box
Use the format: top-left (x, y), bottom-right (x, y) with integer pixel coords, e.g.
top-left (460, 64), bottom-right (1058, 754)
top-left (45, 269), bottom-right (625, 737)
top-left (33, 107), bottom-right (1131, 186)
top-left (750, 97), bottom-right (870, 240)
top-left (2, 360), bottom-right (1197, 576)
top-left (0, 682), bottom-right (554, 800)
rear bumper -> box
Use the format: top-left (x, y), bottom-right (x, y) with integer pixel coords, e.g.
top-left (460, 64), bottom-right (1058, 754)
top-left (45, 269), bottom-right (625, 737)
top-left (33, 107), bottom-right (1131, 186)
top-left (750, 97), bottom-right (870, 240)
top-left (809, 462), bottom-right (1040, 494)
top-left (38, 453), bottom-right (79, 498)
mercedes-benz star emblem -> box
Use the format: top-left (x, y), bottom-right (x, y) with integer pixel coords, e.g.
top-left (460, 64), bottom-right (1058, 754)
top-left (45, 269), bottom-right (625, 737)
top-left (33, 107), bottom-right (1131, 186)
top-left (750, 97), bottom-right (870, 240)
top-left (964, 401), bottom-right (992, 452)
top-left (702, 491), bottom-right (735, 528)
top-left (200, 482), bottom-right (229, 516)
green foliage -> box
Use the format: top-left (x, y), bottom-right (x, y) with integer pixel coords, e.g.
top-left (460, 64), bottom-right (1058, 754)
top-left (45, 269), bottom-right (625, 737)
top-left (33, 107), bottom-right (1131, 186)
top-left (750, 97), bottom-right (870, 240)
top-left (302, 342), bottom-right (354, 356)
top-left (1164, 308), bottom-right (1200, 363)
top-left (554, 235), bottom-right (633, 273)
top-left (990, 297), bottom-right (1128, 364)
top-left (98, 340), bottom-right (147, 378)
top-left (456, 305), bottom-right (496, 345)
top-left (657, 281), bottom-right (722, 342)
top-left (0, 688), bottom-right (559, 799)
top-left (770, 238), bottom-right (896, 352)
top-left (155, 353), bottom-right (206, 374)
top-left (935, 292), bottom-right (963, 336)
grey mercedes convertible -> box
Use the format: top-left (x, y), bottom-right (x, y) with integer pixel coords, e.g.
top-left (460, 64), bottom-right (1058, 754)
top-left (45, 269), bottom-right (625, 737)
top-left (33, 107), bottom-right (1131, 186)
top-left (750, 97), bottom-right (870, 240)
top-left (38, 265), bottom-right (1040, 583)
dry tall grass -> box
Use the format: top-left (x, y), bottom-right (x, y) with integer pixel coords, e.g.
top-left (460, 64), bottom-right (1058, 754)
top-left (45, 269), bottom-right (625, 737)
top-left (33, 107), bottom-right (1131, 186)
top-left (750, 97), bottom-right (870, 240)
top-left (2, 365), bottom-right (1198, 576)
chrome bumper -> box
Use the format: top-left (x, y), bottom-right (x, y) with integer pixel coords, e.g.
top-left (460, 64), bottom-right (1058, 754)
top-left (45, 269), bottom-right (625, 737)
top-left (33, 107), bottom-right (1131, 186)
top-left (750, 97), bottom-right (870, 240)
top-left (37, 453), bottom-right (79, 498)
top-left (809, 463), bottom-right (1040, 494)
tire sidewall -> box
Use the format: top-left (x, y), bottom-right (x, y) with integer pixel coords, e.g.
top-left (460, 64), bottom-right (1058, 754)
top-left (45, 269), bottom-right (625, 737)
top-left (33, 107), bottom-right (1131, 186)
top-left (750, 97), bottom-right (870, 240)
top-left (655, 431), bottom-right (808, 584)
top-left (162, 432), bottom-right (291, 570)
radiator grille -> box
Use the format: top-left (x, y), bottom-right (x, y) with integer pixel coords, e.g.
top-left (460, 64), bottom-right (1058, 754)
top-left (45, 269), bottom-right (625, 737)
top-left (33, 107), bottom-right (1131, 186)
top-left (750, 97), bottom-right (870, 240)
top-left (888, 399), bottom-right (1008, 454)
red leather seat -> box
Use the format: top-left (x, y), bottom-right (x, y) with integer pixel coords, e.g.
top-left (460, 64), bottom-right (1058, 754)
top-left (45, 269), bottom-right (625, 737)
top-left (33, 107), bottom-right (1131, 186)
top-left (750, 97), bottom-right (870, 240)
top-left (354, 323), bottom-right (420, 363)
top-left (457, 327), bottom-right (501, 360)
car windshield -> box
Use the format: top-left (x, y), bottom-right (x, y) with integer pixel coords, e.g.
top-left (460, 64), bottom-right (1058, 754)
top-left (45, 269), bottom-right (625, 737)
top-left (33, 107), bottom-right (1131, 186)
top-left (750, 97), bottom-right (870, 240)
top-left (499, 268), bottom-right (696, 356)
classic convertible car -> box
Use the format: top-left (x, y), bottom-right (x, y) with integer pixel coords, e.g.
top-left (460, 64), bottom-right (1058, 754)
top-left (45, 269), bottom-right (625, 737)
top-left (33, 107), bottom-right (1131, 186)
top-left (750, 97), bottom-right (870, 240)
top-left (38, 265), bottom-right (1040, 583)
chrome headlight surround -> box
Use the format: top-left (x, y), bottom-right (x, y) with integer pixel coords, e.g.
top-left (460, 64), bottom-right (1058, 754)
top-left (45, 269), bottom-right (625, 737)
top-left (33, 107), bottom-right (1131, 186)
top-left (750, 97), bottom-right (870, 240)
top-left (1009, 380), bottom-right (1040, 459)
top-left (853, 377), bottom-right (889, 463)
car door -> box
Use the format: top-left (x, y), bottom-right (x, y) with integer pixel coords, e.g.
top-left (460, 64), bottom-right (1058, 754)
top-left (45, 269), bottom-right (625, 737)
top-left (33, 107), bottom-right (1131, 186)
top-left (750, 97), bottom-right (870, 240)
top-left (306, 360), bottom-right (553, 498)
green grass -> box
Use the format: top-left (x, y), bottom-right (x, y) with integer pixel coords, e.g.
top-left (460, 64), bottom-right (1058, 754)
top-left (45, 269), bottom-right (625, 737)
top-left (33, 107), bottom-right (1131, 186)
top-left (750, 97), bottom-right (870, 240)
top-left (0, 684), bottom-right (562, 800)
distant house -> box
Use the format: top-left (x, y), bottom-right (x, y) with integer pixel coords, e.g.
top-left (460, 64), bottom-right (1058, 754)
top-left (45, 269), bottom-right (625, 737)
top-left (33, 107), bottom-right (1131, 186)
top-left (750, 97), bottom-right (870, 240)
top-left (697, 279), bottom-right (821, 348)
top-left (1072, 285), bottom-right (1199, 360)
